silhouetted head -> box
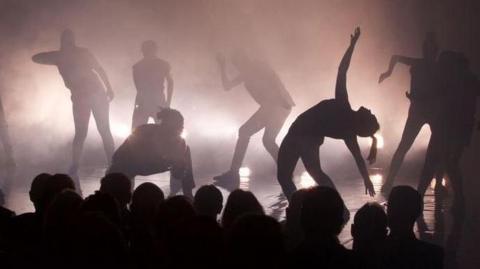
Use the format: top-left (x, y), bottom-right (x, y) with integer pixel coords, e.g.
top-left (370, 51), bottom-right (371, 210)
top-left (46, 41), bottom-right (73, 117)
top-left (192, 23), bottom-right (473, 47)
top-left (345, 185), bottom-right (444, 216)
top-left (157, 108), bottom-right (184, 135)
top-left (355, 107), bottom-right (379, 137)
top-left (387, 186), bottom-right (422, 236)
top-left (35, 173), bottom-right (75, 215)
top-left (221, 189), bottom-right (264, 229)
top-left (301, 186), bottom-right (346, 238)
top-left (131, 182), bottom-right (164, 223)
top-left (194, 184), bottom-right (223, 219)
top-left (100, 173), bottom-right (132, 209)
top-left (423, 32), bottom-right (439, 61)
top-left (155, 195), bottom-right (196, 239)
top-left (29, 173), bottom-right (51, 212)
top-left (81, 191), bottom-right (121, 226)
top-left (227, 214), bottom-right (284, 267)
top-left (141, 40), bottom-right (157, 58)
top-left (0, 188), bottom-right (5, 206)
top-left (44, 189), bottom-right (83, 238)
top-left (231, 49), bottom-right (250, 72)
top-left (60, 29), bottom-right (76, 49)
top-left (351, 202), bottom-right (387, 251)
top-left (285, 188), bottom-right (308, 226)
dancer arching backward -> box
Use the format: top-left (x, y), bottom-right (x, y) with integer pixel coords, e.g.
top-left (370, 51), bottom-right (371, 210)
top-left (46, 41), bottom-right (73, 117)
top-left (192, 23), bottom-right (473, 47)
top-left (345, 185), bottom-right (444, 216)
top-left (213, 50), bottom-right (295, 189)
top-left (132, 40), bottom-right (173, 130)
top-left (32, 29), bottom-right (115, 192)
top-left (378, 33), bottom-right (440, 194)
top-left (277, 27), bottom-right (378, 200)
top-left (108, 109), bottom-right (195, 198)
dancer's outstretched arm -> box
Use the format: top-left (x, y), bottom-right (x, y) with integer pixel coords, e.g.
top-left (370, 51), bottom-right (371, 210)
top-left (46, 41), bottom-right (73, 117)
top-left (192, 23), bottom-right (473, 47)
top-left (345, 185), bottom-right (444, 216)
top-left (32, 51), bottom-right (59, 65)
top-left (335, 27), bottom-right (360, 109)
top-left (345, 137), bottom-right (376, 196)
top-left (216, 54), bottom-right (243, 91)
top-left (379, 55), bottom-right (419, 83)
top-left (89, 51), bottom-right (114, 101)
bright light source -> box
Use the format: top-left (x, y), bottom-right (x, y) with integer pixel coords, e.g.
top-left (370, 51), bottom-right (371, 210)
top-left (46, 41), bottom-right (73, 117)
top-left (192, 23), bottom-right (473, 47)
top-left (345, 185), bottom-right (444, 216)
top-left (111, 123), bottom-right (131, 139)
top-left (430, 177), bottom-right (447, 189)
top-left (181, 129), bottom-right (188, 139)
top-left (239, 167), bottom-right (251, 177)
top-left (300, 171), bottom-right (316, 188)
top-left (240, 177), bottom-right (250, 183)
top-left (374, 133), bottom-right (384, 149)
top-left (370, 174), bottom-right (383, 184)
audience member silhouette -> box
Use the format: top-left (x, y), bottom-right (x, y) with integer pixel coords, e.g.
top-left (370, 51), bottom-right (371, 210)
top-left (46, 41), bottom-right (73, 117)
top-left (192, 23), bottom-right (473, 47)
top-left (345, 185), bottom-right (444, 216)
top-left (132, 40), bottom-right (174, 130)
top-left (5, 173), bottom-right (74, 268)
top-left (290, 186), bottom-right (357, 268)
top-left (379, 32), bottom-right (441, 194)
top-left (167, 215), bottom-right (224, 269)
top-left (227, 214), bottom-right (285, 269)
top-left (130, 182), bottom-right (165, 269)
top-left (283, 188), bottom-right (308, 251)
top-left (213, 49), bottom-right (295, 190)
top-left (0, 95), bottom-right (15, 194)
top-left (193, 184), bottom-right (223, 219)
top-left (351, 202), bottom-right (387, 269)
top-left (277, 27), bottom-right (378, 200)
top-left (100, 172), bottom-right (132, 224)
top-left (108, 108), bottom-right (195, 198)
top-left (221, 189), bottom-right (264, 230)
top-left (81, 191), bottom-right (122, 228)
top-left (0, 188), bottom-right (14, 251)
top-left (32, 29), bottom-right (115, 189)
top-left (383, 186), bottom-right (443, 268)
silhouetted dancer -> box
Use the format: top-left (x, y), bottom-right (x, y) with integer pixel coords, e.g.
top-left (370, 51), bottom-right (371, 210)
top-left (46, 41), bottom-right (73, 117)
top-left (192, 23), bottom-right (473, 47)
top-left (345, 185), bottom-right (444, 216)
top-left (277, 27), bottom-right (377, 200)
top-left (132, 40), bottom-right (173, 130)
top-left (383, 186), bottom-right (443, 268)
top-left (0, 95), bottom-right (15, 193)
top-left (107, 108), bottom-right (195, 198)
top-left (379, 32), bottom-right (441, 194)
top-left (32, 29), bottom-right (115, 193)
top-left (213, 50), bottom-right (295, 190)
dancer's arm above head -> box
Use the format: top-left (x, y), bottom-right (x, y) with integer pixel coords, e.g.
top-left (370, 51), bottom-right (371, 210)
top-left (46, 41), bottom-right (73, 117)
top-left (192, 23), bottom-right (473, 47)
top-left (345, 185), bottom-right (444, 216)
top-left (379, 55), bottom-right (419, 83)
top-left (166, 65), bottom-right (174, 108)
top-left (216, 53), bottom-right (243, 91)
top-left (344, 137), bottom-right (376, 197)
top-left (32, 51), bottom-right (60, 65)
top-left (335, 27), bottom-right (361, 108)
top-left (89, 51), bottom-right (114, 101)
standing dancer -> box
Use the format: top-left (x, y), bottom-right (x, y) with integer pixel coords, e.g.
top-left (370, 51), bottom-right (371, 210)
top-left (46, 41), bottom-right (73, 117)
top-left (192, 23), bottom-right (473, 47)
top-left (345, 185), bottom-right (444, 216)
top-left (378, 32), bottom-right (440, 194)
top-left (277, 27), bottom-right (377, 200)
top-left (214, 50), bottom-right (295, 189)
top-left (32, 29), bottom-right (115, 192)
top-left (0, 95), bottom-right (15, 193)
top-left (132, 40), bottom-right (174, 130)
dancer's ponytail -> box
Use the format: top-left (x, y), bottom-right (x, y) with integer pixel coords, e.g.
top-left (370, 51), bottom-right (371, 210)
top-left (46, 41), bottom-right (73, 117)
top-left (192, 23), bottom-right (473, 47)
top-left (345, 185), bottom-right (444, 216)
top-left (367, 135), bottom-right (377, 164)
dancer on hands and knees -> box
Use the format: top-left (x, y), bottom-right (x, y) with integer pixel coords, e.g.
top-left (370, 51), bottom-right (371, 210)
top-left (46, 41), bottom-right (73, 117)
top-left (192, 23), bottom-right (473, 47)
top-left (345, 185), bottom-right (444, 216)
top-left (32, 29), bottom-right (115, 193)
top-left (277, 27), bottom-right (377, 201)
top-left (108, 108), bottom-right (195, 199)
top-left (213, 49), bottom-right (295, 190)
top-left (132, 40), bottom-right (173, 130)
top-left (379, 32), bottom-right (441, 194)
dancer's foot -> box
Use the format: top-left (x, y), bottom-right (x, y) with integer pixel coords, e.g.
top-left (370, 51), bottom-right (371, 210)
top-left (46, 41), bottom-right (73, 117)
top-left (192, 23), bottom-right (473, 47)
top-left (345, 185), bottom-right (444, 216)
top-left (213, 171), bottom-right (240, 192)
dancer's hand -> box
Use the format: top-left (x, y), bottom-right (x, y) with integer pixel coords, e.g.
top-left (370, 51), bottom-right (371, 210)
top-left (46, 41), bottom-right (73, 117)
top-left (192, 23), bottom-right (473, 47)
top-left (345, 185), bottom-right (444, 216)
top-left (378, 71), bottom-right (391, 83)
top-left (107, 89), bottom-right (114, 102)
top-left (364, 179), bottom-right (376, 197)
top-left (351, 27), bottom-right (361, 45)
top-left (216, 53), bottom-right (226, 67)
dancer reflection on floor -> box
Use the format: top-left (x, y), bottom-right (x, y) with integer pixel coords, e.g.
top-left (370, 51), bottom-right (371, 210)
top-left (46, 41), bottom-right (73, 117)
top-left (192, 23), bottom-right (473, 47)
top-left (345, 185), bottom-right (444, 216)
top-left (32, 29), bottom-right (115, 193)
top-left (108, 109), bottom-right (195, 198)
top-left (277, 27), bottom-right (378, 200)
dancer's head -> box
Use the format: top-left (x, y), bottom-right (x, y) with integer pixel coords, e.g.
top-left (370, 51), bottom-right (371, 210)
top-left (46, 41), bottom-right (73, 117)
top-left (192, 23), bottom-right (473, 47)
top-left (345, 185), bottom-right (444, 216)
top-left (355, 107), bottom-right (379, 137)
top-left (157, 108), bottom-right (184, 135)
top-left (61, 29), bottom-right (75, 49)
top-left (423, 32), bottom-right (438, 61)
top-left (141, 40), bottom-right (157, 58)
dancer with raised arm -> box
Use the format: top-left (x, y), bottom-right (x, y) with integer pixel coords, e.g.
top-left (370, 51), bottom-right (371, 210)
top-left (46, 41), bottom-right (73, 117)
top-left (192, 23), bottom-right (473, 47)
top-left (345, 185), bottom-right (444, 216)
top-left (213, 49), bottom-right (295, 190)
top-left (378, 33), bottom-right (440, 194)
top-left (32, 29), bottom-right (115, 192)
top-left (277, 27), bottom-right (378, 200)
top-left (132, 40), bottom-right (173, 130)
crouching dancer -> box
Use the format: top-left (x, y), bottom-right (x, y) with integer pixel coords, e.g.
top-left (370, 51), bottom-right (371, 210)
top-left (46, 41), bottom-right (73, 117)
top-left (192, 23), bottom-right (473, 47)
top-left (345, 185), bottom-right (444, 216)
top-left (108, 109), bottom-right (194, 198)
